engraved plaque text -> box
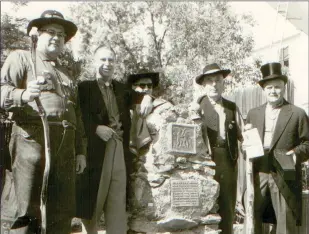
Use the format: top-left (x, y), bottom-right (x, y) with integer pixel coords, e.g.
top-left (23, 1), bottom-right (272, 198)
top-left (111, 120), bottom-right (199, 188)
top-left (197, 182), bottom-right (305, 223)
top-left (171, 180), bottom-right (199, 207)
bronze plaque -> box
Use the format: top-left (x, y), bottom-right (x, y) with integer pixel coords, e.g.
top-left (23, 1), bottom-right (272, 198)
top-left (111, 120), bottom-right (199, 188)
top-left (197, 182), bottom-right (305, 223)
top-left (168, 123), bottom-right (197, 154)
top-left (171, 180), bottom-right (199, 207)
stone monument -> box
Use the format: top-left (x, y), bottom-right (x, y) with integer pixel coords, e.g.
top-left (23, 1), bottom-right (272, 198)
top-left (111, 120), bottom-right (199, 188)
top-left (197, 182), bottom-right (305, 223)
top-left (128, 102), bottom-right (221, 234)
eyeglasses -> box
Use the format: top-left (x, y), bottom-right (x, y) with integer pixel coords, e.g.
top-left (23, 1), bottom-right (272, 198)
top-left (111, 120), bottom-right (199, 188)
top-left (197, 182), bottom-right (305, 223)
top-left (40, 29), bottom-right (67, 39)
top-left (135, 83), bottom-right (153, 89)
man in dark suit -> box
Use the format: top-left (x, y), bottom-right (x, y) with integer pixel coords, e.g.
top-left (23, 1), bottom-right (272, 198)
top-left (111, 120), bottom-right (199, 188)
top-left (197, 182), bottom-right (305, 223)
top-left (76, 46), bottom-right (153, 234)
top-left (244, 62), bottom-right (309, 233)
top-left (196, 63), bottom-right (244, 234)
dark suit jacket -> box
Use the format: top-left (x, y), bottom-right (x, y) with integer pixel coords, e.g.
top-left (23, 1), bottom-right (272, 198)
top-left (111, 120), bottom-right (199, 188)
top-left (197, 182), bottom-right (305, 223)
top-left (246, 99), bottom-right (309, 225)
top-left (199, 95), bottom-right (241, 163)
top-left (76, 79), bottom-right (141, 219)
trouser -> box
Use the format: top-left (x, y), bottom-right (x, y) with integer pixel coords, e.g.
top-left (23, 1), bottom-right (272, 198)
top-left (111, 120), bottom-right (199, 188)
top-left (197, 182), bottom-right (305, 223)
top-left (1, 123), bottom-right (76, 234)
top-left (243, 172), bottom-right (299, 234)
top-left (1, 218), bottom-right (72, 234)
top-left (213, 148), bottom-right (237, 234)
top-left (82, 137), bottom-right (127, 234)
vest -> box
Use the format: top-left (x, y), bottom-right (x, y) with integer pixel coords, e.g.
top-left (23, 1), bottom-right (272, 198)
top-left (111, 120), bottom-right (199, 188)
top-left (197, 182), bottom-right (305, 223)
top-left (200, 96), bottom-right (238, 161)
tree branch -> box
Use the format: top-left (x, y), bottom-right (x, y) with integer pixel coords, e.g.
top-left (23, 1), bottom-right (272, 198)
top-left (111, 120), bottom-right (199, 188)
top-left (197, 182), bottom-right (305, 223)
top-left (149, 10), bottom-right (162, 68)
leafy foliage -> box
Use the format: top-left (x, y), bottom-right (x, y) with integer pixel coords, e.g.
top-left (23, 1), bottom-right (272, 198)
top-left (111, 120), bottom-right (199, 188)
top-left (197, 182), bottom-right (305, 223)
top-left (69, 1), bottom-right (259, 103)
top-left (57, 45), bottom-right (85, 84)
top-left (1, 13), bottom-right (30, 67)
top-left (1, 2), bottom-right (260, 104)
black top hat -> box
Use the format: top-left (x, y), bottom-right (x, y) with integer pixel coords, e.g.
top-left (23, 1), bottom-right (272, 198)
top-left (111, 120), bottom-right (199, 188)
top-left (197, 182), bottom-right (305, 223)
top-left (27, 10), bottom-right (77, 43)
top-left (258, 62), bottom-right (288, 86)
top-left (195, 63), bottom-right (231, 84)
top-left (127, 69), bottom-right (160, 88)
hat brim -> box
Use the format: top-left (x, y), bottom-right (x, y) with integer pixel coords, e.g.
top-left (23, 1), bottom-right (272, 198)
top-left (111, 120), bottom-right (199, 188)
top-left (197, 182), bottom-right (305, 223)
top-left (258, 74), bottom-right (288, 87)
top-left (27, 18), bottom-right (77, 43)
top-left (195, 69), bottom-right (231, 85)
top-left (128, 72), bottom-right (159, 88)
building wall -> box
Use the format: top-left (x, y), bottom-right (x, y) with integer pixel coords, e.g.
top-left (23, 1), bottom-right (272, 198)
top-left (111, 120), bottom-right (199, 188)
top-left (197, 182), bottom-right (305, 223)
top-left (252, 32), bottom-right (308, 114)
top-left (289, 32), bottom-right (308, 114)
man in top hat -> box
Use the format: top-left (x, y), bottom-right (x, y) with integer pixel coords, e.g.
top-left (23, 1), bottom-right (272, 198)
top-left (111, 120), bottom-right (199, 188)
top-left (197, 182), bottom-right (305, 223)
top-left (76, 46), bottom-right (154, 234)
top-left (195, 63), bottom-right (244, 234)
top-left (0, 10), bottom-right (86, 233)
top-left (243, 62), bottom-right (309, 233)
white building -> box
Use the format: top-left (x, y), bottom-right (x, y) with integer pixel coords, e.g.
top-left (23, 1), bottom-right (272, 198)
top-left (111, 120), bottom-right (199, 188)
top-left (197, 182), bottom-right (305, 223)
top-left (251, 2), bottom-right (308, 114)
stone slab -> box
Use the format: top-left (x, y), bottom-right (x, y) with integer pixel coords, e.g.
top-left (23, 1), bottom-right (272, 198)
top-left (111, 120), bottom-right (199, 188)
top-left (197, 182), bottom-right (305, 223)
top-left (167, 123), bottom-right (197, 154)
top-left (171, 180), bottom-right (199, 207)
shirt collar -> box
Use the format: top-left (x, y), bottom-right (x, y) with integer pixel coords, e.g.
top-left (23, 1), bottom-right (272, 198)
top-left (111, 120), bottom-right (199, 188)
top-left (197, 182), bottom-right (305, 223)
top-left (37, 51), bottom-right (57, 65)
top-left (266, 98), bottom-right (284, 110)
top-left (97, 78), bottom-right (112, 87)
top-left (208, 97), bottom-right (223, 106)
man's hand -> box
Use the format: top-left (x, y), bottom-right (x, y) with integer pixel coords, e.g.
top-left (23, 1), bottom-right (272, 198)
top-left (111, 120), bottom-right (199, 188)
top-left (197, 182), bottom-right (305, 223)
top-left (241, 124), bottom-right (254, 160)
top-left (286, 149), bottom-right (296, 165)
top-left (76, 154), bottom-right (86, 174)
top-left (21, 77), bottom-right (46, 103)
top-left (242, 124), bottom-right (253, 148)
top-left (96, 125), bottom-right (115, 141)
top-left (244, 123), bottom-right (253, 131)
top-left (134, 87), bottom-right (143, 93)
top-left (188, 102), bottom-right (201, 120)
top-left (139, 95), bottom-right (153, 117)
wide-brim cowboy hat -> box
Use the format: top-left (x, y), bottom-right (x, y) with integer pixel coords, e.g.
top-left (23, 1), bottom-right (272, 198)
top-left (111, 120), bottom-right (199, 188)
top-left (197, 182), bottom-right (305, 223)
top-left (195, 63), bottom-right (231, 85)
top-left (127, 71), bottom-right (160, 88)
top-left (27, 10), bottom-right (77, 43)
top-left (258, 62), bottom-right (288, 87)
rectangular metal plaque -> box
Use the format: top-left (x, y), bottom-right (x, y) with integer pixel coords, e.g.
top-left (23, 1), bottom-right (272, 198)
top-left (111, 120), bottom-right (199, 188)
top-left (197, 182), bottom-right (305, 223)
top-left (167, 123), bottom-right (197, 154)
top-left (171, 180), bottom-right (199, 207)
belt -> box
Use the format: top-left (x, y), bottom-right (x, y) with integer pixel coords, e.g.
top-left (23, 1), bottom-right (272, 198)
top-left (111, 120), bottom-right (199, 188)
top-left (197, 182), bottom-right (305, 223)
top-left (212, 138), bottom-right (227, 148)
top-left (17, 120), bottom-right (76, 130)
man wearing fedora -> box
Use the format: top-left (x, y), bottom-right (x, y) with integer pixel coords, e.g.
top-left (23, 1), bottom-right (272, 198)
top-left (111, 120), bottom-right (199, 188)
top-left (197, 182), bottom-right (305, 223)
top-left (76, 46), bottom-right (154, 234)
top-left (196, 63), bottom-right (244, 234)
top-left (243, 62), bottom-right (309, 233)
top-left (0, 10), bottom-right (86, 233)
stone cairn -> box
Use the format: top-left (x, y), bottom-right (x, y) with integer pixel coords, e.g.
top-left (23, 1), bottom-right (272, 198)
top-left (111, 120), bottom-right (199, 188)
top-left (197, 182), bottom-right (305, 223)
top-left (128, 102), bottom-right (221, 234)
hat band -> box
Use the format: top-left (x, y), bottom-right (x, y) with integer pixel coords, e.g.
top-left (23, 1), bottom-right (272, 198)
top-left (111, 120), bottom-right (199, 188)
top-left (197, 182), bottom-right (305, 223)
top-left (203, 68), bottom-right (221, 75)
top-left (44, 13), bottom-right (64, 19)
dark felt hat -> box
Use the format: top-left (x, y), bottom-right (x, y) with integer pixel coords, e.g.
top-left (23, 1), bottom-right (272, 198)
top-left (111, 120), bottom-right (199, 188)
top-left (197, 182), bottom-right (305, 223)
top-left (27, 10), bottom-right (77, 43)
top-left (258, 62), bottom-right (288, 87)
top-left (127, 70), bottom-right (160, 88)
top-left (195, 63), bottom-right (231, 84)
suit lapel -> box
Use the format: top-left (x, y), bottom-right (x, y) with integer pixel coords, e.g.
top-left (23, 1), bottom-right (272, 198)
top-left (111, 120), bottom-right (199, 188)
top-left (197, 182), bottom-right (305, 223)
top-left (270, 102), bottom-right (293, 150)
top-left (94, 80), bottom-right (108, 115)
top-left (200, 96), bottom-right (218, 129)
top-left (112, 80), bottom-right (122, 114)
top-left (256, 104), bottom-right (266, 142)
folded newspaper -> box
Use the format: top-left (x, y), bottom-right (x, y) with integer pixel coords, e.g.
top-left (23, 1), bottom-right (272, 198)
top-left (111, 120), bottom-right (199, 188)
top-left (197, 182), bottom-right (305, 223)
top-left (242, 128), bottom-right (264, 159)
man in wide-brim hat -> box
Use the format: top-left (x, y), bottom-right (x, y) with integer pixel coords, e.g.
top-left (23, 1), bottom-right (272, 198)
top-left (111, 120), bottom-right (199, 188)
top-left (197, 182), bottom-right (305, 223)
top-left (1, 10), bottom-right (86, 234)
top-left (127, 69), bottom-right (173, 154)
top-left (243, 62), bottom-right (309, 233)
top-left (195, 62), bottom-right (231, 85)
top-left (127, 71), bottom-right (160, 93)
top-left (27, 10), bottom-right (77, 42)
top-left (195, 62), bottom-right (244, 234)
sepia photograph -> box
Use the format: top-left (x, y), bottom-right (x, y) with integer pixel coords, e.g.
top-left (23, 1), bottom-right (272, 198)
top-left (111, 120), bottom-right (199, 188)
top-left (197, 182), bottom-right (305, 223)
top-left (1, 1), bottom-right (308, 234)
